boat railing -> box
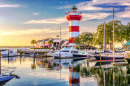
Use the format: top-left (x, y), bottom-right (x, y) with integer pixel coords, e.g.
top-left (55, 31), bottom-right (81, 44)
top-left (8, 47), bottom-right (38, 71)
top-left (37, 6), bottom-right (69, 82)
top-left (0, 67), bottom-right (16, 76)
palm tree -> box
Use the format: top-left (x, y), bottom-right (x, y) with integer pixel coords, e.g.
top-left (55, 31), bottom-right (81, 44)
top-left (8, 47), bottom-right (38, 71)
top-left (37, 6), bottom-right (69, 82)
top-left (56, 35), bottom-right (59, 38)
top-left (31, 39), bottom-right (36, 48)
top-left (48, 39), bottom-right (53, 49)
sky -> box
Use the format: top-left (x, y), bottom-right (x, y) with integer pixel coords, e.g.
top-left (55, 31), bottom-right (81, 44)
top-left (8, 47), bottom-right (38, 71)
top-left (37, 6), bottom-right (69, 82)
top-left (0, 0), bottom-right (130, 46)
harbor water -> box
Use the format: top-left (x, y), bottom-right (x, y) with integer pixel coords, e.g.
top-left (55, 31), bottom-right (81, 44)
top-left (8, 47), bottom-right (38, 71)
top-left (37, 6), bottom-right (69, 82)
top-left (1, 55), bottom-right (130, 86)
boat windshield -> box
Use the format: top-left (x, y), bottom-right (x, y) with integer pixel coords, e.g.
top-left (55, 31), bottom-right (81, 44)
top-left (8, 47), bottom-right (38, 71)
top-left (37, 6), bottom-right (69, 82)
top-left (71, 51), bottom-right (78, 53)
top-left (61, 50), bottom-right (70, 52)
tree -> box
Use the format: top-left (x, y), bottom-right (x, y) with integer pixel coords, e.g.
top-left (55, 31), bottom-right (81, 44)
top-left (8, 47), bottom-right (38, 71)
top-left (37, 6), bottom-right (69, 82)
top-left (56, 35), bottom-right (59, 38)
top-left (73, 36), bottom-right (82, 49)
top-left (124, 23), bottom-right (130, 41)
top-left (92, 20), bottom-right (129, 49)
top-left (31, 39), bottom-right (36, 48)
top-left (80, 32), bottom-right (94, 45)
top-left (48, 39), bottom-right (53, 49)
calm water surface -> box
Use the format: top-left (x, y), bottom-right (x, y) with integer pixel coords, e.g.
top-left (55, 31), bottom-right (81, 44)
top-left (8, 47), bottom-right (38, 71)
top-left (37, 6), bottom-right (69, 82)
top-left (1, 56), bottom-right (130, 86)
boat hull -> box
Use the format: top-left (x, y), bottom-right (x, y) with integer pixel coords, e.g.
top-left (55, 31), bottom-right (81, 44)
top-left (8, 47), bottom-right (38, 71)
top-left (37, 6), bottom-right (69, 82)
top-left (54, 56), bottom-right (87, 61)
top-left (0, 75), bottom-right (14, 83)
top-left (73, 54), bottom-right (91, 58)
top-left (94, 56), bottom-right (124, 60)
top-left (126, 58), bottom-right (130, 64)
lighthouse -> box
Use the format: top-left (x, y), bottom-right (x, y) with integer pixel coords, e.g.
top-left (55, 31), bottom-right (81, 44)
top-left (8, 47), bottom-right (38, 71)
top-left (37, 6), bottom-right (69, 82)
top-left (69, 66), bottom-right (80, 86)
top-left (65, 6), bottom-right (82, 45)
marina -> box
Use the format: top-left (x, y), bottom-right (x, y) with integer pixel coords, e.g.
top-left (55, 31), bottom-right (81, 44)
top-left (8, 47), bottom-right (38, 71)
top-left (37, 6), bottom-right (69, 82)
top-left (0, 0), bottom-right (130, 86)
top-left (0, 53), bottom-right (130, 86)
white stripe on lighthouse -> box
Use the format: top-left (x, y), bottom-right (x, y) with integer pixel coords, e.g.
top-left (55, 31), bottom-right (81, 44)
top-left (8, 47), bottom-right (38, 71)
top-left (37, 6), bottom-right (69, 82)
top-left (69, 32), bottom-right (79, 37)
top-left (69, 20), bottom-right (79, 26)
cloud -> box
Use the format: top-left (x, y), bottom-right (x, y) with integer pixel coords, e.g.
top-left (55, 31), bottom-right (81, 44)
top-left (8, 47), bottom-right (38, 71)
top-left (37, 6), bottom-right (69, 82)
top-left (33, 12), bottom-right (39, 16)
top-left (116, 11), bottom-right (130, 18)
top-left (0, 28), bottom-right (68, 36)
top-left (24, 12), bottom-right (111, 24)
top-left (58, 0), bottom-right (130, 11)
top-left (82, 13), bottom-right (111, 21)
top-left (116, 4), bottom-right (130, 18)
top-left (24, 17), bottom-right (67, 24)
top-left (0, 4), bottom-right (20, 8)
top-left (60, 2), bottom-right (68, 4)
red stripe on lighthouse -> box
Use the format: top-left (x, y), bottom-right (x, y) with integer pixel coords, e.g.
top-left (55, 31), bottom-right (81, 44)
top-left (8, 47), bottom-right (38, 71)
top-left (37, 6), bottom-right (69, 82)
top-left (69, 38), bottom-right (74, 43)
top-left (69, 26), bottom-right (79, 32)
top-left (66, 15), bottom-right (82, 21)
top-left (69, 78), bottom-right (80, 84)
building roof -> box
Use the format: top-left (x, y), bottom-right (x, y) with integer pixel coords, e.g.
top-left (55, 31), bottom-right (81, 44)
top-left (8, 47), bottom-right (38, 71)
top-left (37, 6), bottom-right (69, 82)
top-left (44, 38), bottom-right (51, 41)
top-left (124, 40), bottom-right (130, 45)
top-left (37, 40), bottom-right (43, 42)
top-left (61, 40), bottom-right (69, 46)
top-left (44, 38), bottom-right (61, 41)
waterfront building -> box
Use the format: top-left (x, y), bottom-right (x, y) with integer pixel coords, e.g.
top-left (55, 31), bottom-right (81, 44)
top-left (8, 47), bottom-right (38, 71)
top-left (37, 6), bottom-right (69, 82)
top-left (36, 38), bottom-right (66, 49)
top-left (124, 40), bottom-right (130, 51)
top-left (36, 40), bottom-right (44, 48)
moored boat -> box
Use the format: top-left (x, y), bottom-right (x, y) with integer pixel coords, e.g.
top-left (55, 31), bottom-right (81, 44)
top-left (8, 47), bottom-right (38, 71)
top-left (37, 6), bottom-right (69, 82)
top-left (126, 58), bottom-right (130, 64)
top-left (94, 54), bottom-right (124, 60)
top-left (52, 47), bottom-right (78, 59)
top-left (1, 50), bottom-right (19, 57)
top-left (0, 67), bottom-right (19, 83)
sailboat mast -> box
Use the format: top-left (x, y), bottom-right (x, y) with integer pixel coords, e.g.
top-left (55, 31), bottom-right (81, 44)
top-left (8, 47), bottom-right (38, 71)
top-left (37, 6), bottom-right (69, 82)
top-left (103, 22), bottom-right (105, 51)
top-left (60, 26), bottom-right (61, 40)
top-left (113, 8), bottom-right (115, 63)
top-left (113, 8), bottom-right (114, 51)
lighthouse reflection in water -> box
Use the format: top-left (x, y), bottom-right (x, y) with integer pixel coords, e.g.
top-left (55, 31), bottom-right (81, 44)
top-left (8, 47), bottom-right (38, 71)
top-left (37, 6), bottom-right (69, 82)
top-left (1, 56), bottom-right (130, 86)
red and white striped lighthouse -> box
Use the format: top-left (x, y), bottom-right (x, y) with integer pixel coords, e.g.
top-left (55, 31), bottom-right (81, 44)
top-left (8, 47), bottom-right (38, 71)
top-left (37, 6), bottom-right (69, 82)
top-left (69, 66), bottom-right (80, 86)
top-left (65, 6), bottom-right (82, 45)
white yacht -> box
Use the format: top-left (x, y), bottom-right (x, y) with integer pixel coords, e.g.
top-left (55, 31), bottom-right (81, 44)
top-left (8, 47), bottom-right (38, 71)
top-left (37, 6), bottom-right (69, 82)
top-left (52, 47), bottom-right (78, 59)
top-left (1, 50), bottom-right (19, 57)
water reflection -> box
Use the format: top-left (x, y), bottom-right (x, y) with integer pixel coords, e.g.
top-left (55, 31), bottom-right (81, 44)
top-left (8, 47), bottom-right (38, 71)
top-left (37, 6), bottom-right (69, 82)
top-left (127, 65), bottom-right (130, 85)
top-left (31, 57), bottom-right (36, 69)
top-left (1, 56), bottom-right (130, 86)
top-left (92, 66), bottom-right (128, 86)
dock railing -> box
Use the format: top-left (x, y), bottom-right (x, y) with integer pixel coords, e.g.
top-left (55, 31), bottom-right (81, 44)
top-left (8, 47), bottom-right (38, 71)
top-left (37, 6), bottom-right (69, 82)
top-left (0, 67), bottom-right (16, 76)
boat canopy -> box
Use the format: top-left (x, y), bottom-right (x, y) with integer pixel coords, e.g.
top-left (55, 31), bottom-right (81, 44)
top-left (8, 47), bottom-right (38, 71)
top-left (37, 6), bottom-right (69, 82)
top-left (124, 40), bottom-right (130, 46)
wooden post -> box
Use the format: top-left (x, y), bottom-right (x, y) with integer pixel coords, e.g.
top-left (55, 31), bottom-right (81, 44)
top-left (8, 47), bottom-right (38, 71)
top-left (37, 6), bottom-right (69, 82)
top-left (87, 49), bottom-right (88, 59)
top-left (34, 48), bottom-right (35, 57)
top-left (20, 49), bottom-right (21, 56)
top-left (113, 66), bottom-right (115, 86)
top-left (46, 48), bottom-right (47, 60)
top-left (8, 49), bottom-right (9, 57)
top-left (113, 50), bottom-right (116, 66)
top-left (100, 49), bottom-right (101, 67)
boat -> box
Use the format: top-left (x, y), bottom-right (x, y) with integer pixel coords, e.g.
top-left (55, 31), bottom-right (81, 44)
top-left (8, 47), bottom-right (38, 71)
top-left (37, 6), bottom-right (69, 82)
top-left (1, 50), bottom-right (19, 57)
top-left (73, 52), bottom-right (91, 59)
top-left (94, 9), bottom-right (124, 61)
top-left (52, 47), bottom-right (78, 59)
top-left (94, 54), bottom-right (124, 61)
top-left (126, 58), bottom-right (130, 64)
top-left (0, 67), bottom-right (19, 83)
